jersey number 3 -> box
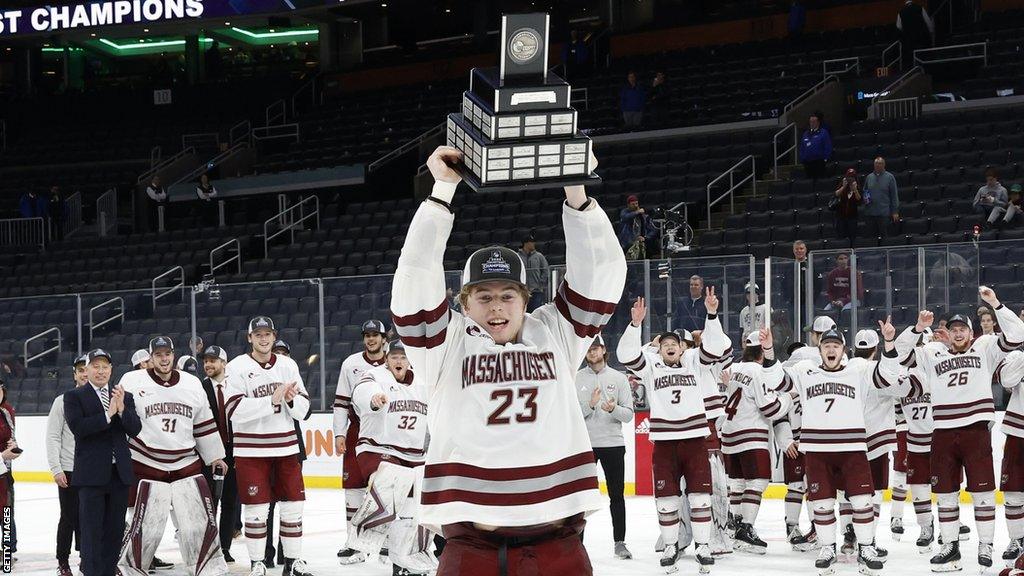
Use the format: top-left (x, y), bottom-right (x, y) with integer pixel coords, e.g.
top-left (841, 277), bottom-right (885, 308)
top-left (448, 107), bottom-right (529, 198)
top-left (487, 387), bottom-right (539, 425)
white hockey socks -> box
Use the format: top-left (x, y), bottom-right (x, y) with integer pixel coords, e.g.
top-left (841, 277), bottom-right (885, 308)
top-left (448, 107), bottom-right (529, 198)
top-left (785, 482), bottom-right (805, 526)
top-left (812, 498), bottom-right (838, 546)
top-left (656, 496), bottom-right (682, 546)
top-left (728, 478), bottom-right (744, 520)
top-left (689, 492), bottom-right (713, 546)
top-left (911, 484), bottom-right (933, 528)
top-left (244, 503), bottom-right (270, 563)
top-left (890, 471), bottom-right (908, 521)
top-left (278, 500), bottom-right (303, 559)
top-left (936, 492), bottom-right (960, 546)
top-left (1006, 492), bottom-right (1024, 540)
top-left (345, 487), bottom-right (365, 540)
top-left (849, 493), bottom-right (876, 545)
top-left (972, 491), bottom-right (996, 545)
top-left (838, 491), bottom-right (852, 537)
top-left (742, 479), bottom-right (769, 525)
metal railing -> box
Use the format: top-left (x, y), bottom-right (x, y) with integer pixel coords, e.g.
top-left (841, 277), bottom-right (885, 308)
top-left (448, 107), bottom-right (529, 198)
top-left (882, 41), bottom-right (902, 72)
top-left (570, 88), bottom-right (589, 110)
top-left (149, 145), bottom-right (162, 169)
top-left (252, 123), bottom-right (299, 144)
top-left (869, 66), bottom-right (924, 118)
top-left (822, 56), bottom-right (860, 78)
top-left (24, 327), bottom-right (60, 367)
top-left (783, 75), bottom-right (838, 113)
top-left (875, 97), bottom-right (920, 120)
top-left (63, 191), bottom-right (83, 238)
top-left (88, 297), bottom-right (124, 340)
top-left (138, 147), bottom-right (195, 184)
top-left (266, 99), bottom-right (287, 126)
top-left (913, 42), bottom-right (987, 66)
top-left (209, 238), bottom-right (242, 278)
top-left (706, 155), bottom-right (756, 229)
top-left (291, 72), bottom-right (323, 118)
top-left (0, 217), bottom-right (46, 250)
top-left (182, 132), bottom-right (220, 151)
top-left (96, 188), bottom-right (117, 237)
top-left (772, 122), bottom-right (798, 178)
top-left (230, 120), bottom-right (252, 146)
top-left (152, 266), bottom-right (185, 309)
top-left (367, 123), bottom-right (444, 173)
top-left (264, 196), bottom-right (319, 256)
top-left (173, 141), bottom-right (249, 186)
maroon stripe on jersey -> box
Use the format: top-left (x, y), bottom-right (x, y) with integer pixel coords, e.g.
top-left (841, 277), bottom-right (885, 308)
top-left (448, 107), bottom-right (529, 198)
top-left (128, 442), bottom-right (195, 464)
top-left (999, 333), bottom-right (1021, 353)
top-left (651, 415), bottom-right (707, 426)
top-left (194, 428), bottom-right (218, 438)
top-left (234, 439), bottom-right (299, 449)
top-left (424, 451), bottom-right (594, 482)
top-left (802, 427), bottom-right (866, 435)
top-left (224, 395), bottom-right (243, 419)
top-left (721, 428), bottom-right (769, 438)
top-left (777, 374), bottom-right (794, 393)
top-left (936, 397), bottom-right (993, 411)
top-left (128, 438), bottom-right (195, 455)
top-left (623, 354), bottom-right (646, 371)
top-left (704, 396), bottom-right (725, 410)
top-left (356, 438), bottom-right (425, 457)
top-left (392, 300), bottom-right (449, 349)
top-left (235, 430), bottom-right (298, 439)
top-left (760, 399), bottom-right (782, 419)
top-left (553, 281), bottom-right (617, 338)
top-left (933, 407), bottom-right (994, 421)
top-left (900, 351), bottom-right (917, 368)
top-left (421, 477), bottom-right (597, 507)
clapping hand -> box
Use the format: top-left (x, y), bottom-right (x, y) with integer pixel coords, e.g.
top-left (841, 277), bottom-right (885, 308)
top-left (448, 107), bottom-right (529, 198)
top-left (601, 398), bottom-right (616, 412)
top-left (589, 387), bottom-right (602, 409)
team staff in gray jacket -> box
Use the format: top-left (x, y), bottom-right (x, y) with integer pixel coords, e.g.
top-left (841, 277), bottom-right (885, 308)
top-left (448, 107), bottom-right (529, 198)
top-left (577, 335), bottom-right (635, 560)
top-left (862, 157), bottom-right (900, 238)
top-left (46, 354), bottom-right (88, 576)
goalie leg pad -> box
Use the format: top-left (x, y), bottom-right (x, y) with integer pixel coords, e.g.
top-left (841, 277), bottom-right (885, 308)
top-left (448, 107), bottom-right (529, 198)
top-left (278, 500), bottom-right (304, 559)
top-left (350, 462), bottom-right (416, 555)
top-left (170, 474), bottom-right (227, 576)
top-left (119, 480), bottom-right (172, 576)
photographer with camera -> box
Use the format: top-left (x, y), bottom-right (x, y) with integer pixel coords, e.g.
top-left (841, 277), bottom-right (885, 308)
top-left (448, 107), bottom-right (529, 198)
top-left (618, 195), bottom-right (658, 260)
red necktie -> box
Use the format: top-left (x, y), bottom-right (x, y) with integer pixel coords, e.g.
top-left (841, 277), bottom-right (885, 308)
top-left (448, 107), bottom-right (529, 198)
top-left (216, 384), bottom-right (228, 446)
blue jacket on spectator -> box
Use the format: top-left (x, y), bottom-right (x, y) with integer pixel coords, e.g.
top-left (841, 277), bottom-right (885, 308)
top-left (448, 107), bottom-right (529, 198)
top-left (799, 127), bottom-right (833, 163)
top-left (618, 208), bottom-right (657, 248)
top-left (19, 192), bottom-right (49, 219)
top-left (677, 295), bottom-right (707, 331)
top-left (620, 84), bottom-right (646, 112)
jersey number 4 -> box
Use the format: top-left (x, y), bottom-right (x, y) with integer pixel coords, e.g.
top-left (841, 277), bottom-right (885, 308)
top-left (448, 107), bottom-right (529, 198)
top-left (487, 387), bottom-right (539, 425)
top-left (724, 389), bottom-right (742, 421)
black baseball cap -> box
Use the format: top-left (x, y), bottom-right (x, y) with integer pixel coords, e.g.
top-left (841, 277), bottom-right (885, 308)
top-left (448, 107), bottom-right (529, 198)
top-left (248, 316), bottom-right (276, 334)
top-left (387, 339), bottom-right (406, 353)
top-left (87, 349), bottom-right (113, 364)
top-left (149, 336), bottom-right (174, 353)
top-left (362, 319), bottom-right (386, 335)
top-left (590, 334), bottom-right (606, 348)
top-left (73, 354), bottom-right (88, 367)
top-left (819, 329), bottom-right (846, 346)
top-left (461, 246), bottom-right (527, 289)
top-left (272, 339), bottom-right (291, 353)
top-left (658, 331), bottom-right (682, 344)
top-left (522, 234), bottom-right (536, 246)
top-left (201, 345), bottom-right (228, 362)
top-left (947, 314), bottom-right (974, 331)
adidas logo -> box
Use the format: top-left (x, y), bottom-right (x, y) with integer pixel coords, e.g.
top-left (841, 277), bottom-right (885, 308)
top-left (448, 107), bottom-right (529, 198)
top-left (635, 418), bottom-right (650, 435)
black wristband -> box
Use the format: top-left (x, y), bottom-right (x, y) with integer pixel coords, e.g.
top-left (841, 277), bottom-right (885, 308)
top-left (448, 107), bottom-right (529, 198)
top-left (565, 198), bottom-right (593, 211)
top-left (707, 313), bottom-right (718, 320)
top-left (425, 196), bottom-right (453, 213)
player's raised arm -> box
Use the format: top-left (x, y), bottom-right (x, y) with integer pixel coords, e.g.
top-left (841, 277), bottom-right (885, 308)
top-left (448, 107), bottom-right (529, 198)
top-left (983, 287), bottom-right (1024, 357)
top-left (873, 316), bottom-right (921, 397)
top-left (391, 146), bottom-right (463, 386)
top-left (996, 350), bottom-right (1024, 391)
top-left (616, 297), bottom-right (652, 380)
top-left (696, 287), bottom-right (732, 364)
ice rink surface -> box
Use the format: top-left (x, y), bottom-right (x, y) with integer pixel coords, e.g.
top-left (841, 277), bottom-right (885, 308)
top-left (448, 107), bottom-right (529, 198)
top-left (7, 482), bottom-right (1015, 576)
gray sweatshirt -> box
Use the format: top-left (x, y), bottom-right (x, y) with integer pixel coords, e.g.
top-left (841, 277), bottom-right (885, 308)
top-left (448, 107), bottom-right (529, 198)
top-left (46, 392), bottom-right (76, 475)
top-left (576, 364), bottom-right (634, 448)
top-left (518, 249), bottom-right (550, 295)
top-left (975, 183), bottom-right (1008, 208)
top-left (862, 170), bottom-right (900, 217)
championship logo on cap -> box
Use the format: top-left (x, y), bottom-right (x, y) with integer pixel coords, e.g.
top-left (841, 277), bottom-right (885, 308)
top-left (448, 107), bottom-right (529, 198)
top-left (483, 250), bottom-right (512, 275)
top-left (248, 316), bottom-right (276, 334)
top-left (462, 246), bottom-right (527, 288)
top-left (818, 329), bottom-right (845, 345)
top-left (202, 346), bottom-right (228, 362)
top-left (148, 336), bottom-right (174, 353)
top-left (272, 340), bottom-right (291, 353)
top-left (88, 348), bottom-right (113, 364)
top-left (387, 339), bottom-right (406, 354)
top-left (947, 314), bottom-right (973, 332)
top-left (362, 319), bottom-right (386, 335)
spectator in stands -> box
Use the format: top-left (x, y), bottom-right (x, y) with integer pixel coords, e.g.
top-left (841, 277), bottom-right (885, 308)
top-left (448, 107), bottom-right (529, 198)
top-left (618, 195), bottom-right (657, 260)
top-left (205, 40), bottom-right (223, 81)
top-left (678, 275), bottom-right (707, 332)
top-left (18, 189), bottom-right (49, 220)
top-left (977, 305), bottom-right (1000, 336)
top-left (518, 234), bottom-right (550, 313)
top-left (788, 0), bottom-right (806, 42)
top-left (799, 111), bottom-right (832, 181)
top-left (862, 157), bottom-right (900, 238)
top-left (196, 173), bottom-right (218, 201)
top-left (146, 175), bottom-right (168, 232)
top-left (1007, 184), bottom-right (1023, 224)
top-left (833, 168), bottom-right (862, 248)
top-left (619, 71), bottom-right (646, 129)
top-left (49, 186), bottom-right (68, 241)
top-left (896, 0), bottom-right (935, 63)
top-left (824, 252), bottom-right (864, 311)
top-left (648, 71), bottom-right (669, 126)
top-left (562, 29), bottom-right (591, 79)
top-left (973, 167), bottom-right (1009, 225)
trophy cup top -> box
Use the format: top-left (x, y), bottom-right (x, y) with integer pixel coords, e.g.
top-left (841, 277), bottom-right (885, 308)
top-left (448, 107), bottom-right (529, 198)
top-left (499, 13), bottom-right (549, 86)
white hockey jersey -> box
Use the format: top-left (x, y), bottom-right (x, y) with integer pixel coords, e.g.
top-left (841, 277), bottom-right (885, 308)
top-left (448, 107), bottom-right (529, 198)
top-left (899, 369), bottom-right (932, 454)
top-left (995, 350), bottom-right (1024, 438)
top-left (720, 359), bottom-right (791, 454)
top-left (894, 304), bottom-right (1024, 430)
top-left (617, 317), bottom-right (731, 442)
top-left (224, 353), bottom-right (310, 458)
top-left (332, 351), bottom-right (385, 438)
top-left (391, 195), bottom-right (626, 530)
top-left (118, 369), bottom-right (224, 472)
top-left (644, 343), bottom-right (726, 421)
top-left (351, 365), bottom-right (429, 463)
top-left (789, 351), bottom-right (901, 453)
top-left (848, 357), bottom-right (918, 460)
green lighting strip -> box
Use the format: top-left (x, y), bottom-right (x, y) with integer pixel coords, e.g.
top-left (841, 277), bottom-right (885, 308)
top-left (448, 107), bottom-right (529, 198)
top-left (230, 26), bottom-right (317, 39)
top-left (98, 37), bottom-right (213, 51)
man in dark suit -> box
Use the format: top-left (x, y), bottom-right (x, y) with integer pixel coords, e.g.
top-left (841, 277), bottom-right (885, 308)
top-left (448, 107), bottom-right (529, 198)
top-left (198, 345), bottom-right (239, 563)
top-left (64, 349), bottom-right (142, 576)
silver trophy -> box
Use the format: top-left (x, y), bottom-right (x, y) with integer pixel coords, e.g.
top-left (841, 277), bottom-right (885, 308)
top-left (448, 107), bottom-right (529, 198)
top-left (446, 13), bottom-right (599, 191)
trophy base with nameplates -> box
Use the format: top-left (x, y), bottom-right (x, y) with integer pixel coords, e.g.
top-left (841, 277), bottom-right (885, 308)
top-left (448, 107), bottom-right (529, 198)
top-left (445, 12), bottom-right (600, 192)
